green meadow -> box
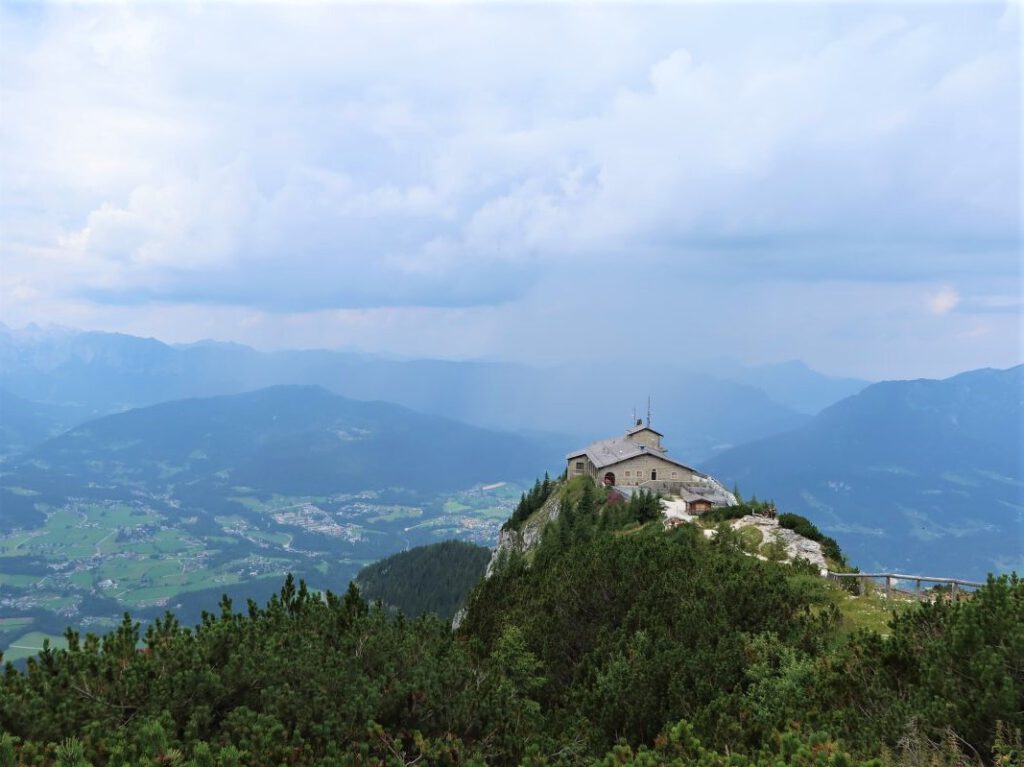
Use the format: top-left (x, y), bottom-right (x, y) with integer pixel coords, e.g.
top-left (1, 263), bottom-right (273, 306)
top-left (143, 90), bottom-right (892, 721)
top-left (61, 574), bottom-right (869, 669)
top-left (0, 483), bottom-right (523, 663)
top-left (2, 632), bottom-right (69, 664)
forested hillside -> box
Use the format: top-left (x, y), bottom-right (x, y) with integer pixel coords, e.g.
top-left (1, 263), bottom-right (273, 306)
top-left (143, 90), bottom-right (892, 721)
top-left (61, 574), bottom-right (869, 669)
top-left (355, 540), bottom-right (491, 620)
top-left (0, 389), bottom-right (93, 460)
top-left (1, 478), bottom-right (1020, 766)
top-left (705, 365), bottom-right (1024, 579)
top-left (12, 385), bottom-right (554, 505)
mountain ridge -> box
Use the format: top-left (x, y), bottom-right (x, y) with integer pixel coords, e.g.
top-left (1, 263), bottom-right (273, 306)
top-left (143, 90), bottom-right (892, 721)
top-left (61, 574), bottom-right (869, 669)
top-left (10, 384), bottom-right (559, 502)
top-left (704, 365), bottom-right (1023, 579)
top-left (0, 325), bottom-right (852, 461)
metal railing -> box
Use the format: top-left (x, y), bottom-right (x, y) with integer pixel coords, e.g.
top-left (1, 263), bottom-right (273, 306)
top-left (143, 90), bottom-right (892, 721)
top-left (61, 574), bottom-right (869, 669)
top-left (825, 571), bottom-right (985, 598)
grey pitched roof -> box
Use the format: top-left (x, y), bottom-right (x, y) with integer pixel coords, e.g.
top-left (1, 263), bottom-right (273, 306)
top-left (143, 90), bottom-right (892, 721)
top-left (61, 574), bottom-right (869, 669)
top-left (626, 424), bottom-right (663, 437)
top-left (567, 435), bottom-right (699, 474)
top-left (677, 481), bottom-right (736, 505)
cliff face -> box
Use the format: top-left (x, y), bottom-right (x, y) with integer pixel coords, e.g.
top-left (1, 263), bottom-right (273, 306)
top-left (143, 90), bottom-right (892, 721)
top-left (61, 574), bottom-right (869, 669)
top-left (453, 485), bottom-right (566, 629)
top-left (485, 489), bottom-right (563, 577)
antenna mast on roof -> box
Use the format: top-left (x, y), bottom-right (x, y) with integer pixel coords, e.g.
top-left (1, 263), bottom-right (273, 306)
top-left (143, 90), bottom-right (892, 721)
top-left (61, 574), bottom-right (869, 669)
top-left (646, 396), bottom-right (651, 427)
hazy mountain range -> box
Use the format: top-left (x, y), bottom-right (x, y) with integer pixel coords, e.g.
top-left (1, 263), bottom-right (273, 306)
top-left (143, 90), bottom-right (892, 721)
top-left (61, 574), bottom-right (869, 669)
top-left (0, 324), bottom-right (1020, 582)
top-left (2, 385), bottom-right (558, 532)
top-left (700, 357), bottom-right (869, 414)
top-left (0, 323), bottom-right (866, 462)
top-left (705, 366), bottom-right (1024, 580)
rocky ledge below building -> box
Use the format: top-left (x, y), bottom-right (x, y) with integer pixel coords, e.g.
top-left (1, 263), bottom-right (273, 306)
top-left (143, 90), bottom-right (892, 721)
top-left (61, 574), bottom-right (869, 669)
top-left (662, 500), bottom-right (828, 571)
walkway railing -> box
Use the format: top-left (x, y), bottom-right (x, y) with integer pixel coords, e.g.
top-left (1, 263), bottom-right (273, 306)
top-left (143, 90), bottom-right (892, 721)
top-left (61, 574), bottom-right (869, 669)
top-left (825, 571), bottom-right (985, 598)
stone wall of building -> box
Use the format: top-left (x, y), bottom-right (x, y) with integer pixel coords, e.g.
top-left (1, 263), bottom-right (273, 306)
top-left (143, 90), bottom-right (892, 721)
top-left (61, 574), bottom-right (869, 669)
top-left (595, 454), bottom-right (698, 487)
top-left (567, 455), bottom-right (596, 481)
top-left (628, 428), bottom-right (663, 450)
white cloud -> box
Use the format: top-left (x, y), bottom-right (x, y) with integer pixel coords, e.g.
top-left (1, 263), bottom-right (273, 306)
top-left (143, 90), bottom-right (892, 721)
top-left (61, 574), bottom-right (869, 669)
top-left (0, 2), bottom-right (1019, 374)
top-left (928, 286), bottom-right (961, 315)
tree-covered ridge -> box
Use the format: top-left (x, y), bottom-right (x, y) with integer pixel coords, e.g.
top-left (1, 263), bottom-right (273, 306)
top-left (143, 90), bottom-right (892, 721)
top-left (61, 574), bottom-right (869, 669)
top-left (467, 495), bottom-right (1023, 759)
top-left (502, 474), bottom-right (556, 531)
top-left (9, 385), bottom-right (552, 510)
top-left (0, 478), bottom-right (1021, 766)
top-left (355, 540), bottom-right (491, 621)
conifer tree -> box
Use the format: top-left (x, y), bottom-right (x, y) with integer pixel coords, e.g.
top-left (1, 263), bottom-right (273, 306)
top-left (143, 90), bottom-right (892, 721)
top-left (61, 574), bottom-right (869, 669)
top-left (577, 481), bottom-right (595, 518)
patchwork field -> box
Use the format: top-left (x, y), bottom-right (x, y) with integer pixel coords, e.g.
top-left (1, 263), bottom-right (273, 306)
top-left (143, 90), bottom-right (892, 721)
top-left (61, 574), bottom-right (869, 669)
top-left (0, 482), bottom-right (523, 662)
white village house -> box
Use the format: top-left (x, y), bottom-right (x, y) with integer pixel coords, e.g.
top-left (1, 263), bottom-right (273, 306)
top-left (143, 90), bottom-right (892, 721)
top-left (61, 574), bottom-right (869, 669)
top-left (566, 420), bottom-right (736, 511)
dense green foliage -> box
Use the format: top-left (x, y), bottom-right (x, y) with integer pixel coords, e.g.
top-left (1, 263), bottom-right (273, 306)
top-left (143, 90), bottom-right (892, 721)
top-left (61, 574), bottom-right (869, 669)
top-left (466, 526), bottom-right (832, 751)
top-left (356, 540), bottom-right (491, 621)
top-left (502, 474), bottom-right (555, 531)
top-left (699, 502), bottom-right (764, 524)
top-left (1, 479), bottom-right (1020, 766)
top-left (597, 489), bottom-right (662, 529)
top-left (1, 580), bottom-right (501, 766)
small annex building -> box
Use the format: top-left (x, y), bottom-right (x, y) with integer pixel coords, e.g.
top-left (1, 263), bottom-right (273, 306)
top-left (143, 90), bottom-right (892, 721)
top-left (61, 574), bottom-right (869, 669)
top-left (566, 420), bottom-right (736, 510)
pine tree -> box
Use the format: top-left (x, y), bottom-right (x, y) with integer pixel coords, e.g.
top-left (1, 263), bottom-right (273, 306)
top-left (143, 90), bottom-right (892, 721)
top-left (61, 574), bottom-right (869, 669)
top-left (0, 734), bottom-right (14, 767)
top-left (577, 481), bottom-right (595, 518)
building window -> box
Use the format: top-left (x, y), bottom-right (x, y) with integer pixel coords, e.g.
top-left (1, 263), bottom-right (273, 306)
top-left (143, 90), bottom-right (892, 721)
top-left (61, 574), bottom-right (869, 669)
top-left (624, 470), bottom-right (631, 477)
top-left (575, 461), bottom-right (584, 471)
top-left (671, 471), bottom-right (677, 478)
top-left (651, 469), bottom-right (657, 480)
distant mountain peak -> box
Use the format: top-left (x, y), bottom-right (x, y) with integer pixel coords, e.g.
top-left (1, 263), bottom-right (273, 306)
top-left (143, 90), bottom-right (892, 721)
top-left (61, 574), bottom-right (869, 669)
top-left (706, 365), bottom-right (1023, 581)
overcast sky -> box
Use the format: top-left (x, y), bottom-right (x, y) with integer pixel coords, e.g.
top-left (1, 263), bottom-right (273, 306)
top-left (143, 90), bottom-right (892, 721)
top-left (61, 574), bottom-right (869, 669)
top-left (1, 1), bottom-right (1020, 379)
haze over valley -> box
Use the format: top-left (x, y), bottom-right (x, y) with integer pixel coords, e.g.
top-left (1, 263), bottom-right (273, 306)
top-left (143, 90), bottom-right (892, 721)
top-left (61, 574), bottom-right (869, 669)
top-left (0, 322), bottom-right (1020, 663)
top-left (0, 2), bottom-right (1021, 761)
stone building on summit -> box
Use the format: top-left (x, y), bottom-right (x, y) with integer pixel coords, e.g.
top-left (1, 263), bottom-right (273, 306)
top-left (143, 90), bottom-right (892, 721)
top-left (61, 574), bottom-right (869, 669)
top-left (566, 420), bottom-right (736, 510)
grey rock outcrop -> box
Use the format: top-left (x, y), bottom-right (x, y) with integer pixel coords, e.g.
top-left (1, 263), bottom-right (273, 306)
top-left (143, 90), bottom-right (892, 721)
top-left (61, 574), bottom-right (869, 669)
top-left (484, 490), bottom-right (563, 577)
top-left (728, 514), bottom-right (828, 570)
